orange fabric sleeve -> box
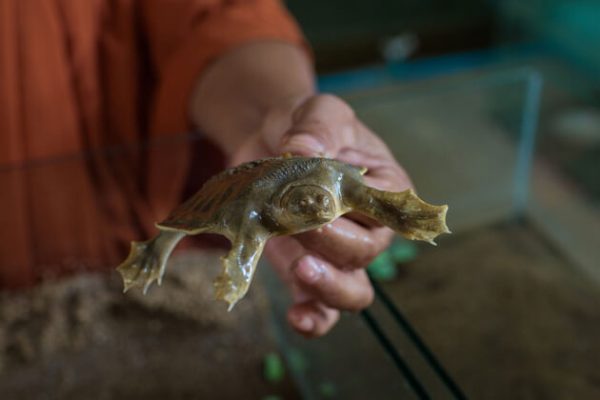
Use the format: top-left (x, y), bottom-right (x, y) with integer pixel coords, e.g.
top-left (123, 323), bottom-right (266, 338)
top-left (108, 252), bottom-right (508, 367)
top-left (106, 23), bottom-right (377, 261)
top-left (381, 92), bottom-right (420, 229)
top-left (141, 0), bottom-right (308, 137)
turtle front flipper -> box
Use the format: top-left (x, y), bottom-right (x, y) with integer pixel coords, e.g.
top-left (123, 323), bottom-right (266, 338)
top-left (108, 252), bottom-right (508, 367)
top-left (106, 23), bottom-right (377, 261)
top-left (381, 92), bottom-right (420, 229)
top-left (117, 230), bottom-right (186, 293)
top-left (214, 230), bottom-right (270, 311)
top-left (350, 187), bottom-right (450, 245)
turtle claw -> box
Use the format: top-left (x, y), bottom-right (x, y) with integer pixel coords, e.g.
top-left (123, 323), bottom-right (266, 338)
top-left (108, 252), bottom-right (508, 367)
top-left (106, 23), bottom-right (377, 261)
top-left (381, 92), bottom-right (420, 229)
top-left (143, 279), bottom-right (154, 295)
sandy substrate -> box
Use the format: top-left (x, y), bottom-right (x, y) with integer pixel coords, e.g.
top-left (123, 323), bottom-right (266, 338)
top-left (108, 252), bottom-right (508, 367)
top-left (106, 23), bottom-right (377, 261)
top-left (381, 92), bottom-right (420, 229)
top-left (384, 222), bottom-right (600, 399)
top-left (3, 223), bottom-right (598, 399)
top-left (0, 251), bottom-right (300, 400)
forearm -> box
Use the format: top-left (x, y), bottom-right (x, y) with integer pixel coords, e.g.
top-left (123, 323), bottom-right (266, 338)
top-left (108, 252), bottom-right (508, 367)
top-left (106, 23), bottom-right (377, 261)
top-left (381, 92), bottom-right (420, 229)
top-left (189, 41), bottom-right (315, 158)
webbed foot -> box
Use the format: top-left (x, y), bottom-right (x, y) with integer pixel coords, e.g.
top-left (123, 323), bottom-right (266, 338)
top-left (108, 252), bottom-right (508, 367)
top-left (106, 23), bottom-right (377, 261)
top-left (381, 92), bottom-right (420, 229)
top-left (213, 231), bottom-right (269, 311)
top-left (116, 231), bottom-right (185, 294)
top-left (214, 265), bottom-right (248, 312)
top-left (354, 188), bottom-right (450, 245)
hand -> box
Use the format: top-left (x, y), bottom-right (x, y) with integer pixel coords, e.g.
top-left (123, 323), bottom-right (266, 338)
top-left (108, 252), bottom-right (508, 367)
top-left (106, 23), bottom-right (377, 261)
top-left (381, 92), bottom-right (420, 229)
top-left (230, 94), bottom-right (413, 337)
top-left (190, 43), bottom-right (410, 336)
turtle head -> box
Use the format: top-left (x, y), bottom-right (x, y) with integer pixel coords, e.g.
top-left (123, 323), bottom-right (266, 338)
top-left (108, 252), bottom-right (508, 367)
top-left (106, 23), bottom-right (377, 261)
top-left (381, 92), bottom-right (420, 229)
top-left (277, 184), bottom-right (338, 231)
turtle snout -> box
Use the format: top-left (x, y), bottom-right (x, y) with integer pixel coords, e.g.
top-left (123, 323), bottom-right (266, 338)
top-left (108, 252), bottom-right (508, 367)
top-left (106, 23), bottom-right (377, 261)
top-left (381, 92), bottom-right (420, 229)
top-left (309, 194), bottom-right (337, 223)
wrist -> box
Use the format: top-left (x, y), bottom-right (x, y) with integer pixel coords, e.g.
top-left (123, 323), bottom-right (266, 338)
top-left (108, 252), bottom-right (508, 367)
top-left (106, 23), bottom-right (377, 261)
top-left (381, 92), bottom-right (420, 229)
top-left (189, 42), bottom-right (315, 157)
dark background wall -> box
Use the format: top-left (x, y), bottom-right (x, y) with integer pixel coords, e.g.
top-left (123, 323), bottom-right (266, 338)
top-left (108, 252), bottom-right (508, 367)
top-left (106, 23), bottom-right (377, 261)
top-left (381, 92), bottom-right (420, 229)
top-left (285, 0), bottom-right (494, 72)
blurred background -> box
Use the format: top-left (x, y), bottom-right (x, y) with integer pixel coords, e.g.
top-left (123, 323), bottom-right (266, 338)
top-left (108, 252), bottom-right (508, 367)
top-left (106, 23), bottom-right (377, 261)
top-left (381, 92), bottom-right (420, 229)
top-left (1, 1), bottom-right (600, 399)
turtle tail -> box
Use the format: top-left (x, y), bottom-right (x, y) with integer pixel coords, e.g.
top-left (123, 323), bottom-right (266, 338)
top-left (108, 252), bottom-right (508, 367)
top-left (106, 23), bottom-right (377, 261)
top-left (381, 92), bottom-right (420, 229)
top-left (116, 230), bottom-right (186, 294)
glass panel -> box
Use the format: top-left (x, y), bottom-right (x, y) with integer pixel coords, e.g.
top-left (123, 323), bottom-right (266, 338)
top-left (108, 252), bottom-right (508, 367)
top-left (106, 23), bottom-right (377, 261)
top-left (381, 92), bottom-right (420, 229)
top-left (259, 262), bottom-right (419, 400)
top-left (337, 65), bottom-right (600, 399)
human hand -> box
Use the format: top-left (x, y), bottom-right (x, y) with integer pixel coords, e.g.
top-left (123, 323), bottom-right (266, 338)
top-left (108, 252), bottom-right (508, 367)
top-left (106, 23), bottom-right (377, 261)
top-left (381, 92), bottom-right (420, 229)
top-left (230, 94), bottom-right (413, 337)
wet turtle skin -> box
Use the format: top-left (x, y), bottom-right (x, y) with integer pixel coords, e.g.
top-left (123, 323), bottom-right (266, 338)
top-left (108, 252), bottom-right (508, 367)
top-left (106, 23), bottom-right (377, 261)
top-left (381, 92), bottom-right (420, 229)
top-left (117, 156), bottom-right (450, 310)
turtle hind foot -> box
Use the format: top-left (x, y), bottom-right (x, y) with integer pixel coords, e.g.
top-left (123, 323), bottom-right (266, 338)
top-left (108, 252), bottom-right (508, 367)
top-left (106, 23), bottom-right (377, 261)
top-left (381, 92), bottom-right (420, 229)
top-left (365, 188), bottom-right (451, 245)
top-left (213, 235), bottom-right (267, 312)
top-left (116, 231), bottom-right (185, 294)
top-left (392, 189), bottom-right (451, 245)
top-left (213, 261), bottom-right (248, 312)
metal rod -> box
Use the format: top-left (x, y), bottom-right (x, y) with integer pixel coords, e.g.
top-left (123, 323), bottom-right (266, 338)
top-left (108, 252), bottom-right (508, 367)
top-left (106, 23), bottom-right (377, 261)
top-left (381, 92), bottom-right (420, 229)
top-left (370, 278), bottom-right (468, 400)
top-left (361, 309), bottom-right (431, 400)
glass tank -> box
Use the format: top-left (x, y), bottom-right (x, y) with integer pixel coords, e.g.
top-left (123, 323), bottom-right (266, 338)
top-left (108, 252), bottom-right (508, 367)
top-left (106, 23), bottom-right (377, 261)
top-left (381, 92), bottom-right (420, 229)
top-left (1, 61), bottom-right (599, 400)
top-left (322, 59), bottom-right (600, 399)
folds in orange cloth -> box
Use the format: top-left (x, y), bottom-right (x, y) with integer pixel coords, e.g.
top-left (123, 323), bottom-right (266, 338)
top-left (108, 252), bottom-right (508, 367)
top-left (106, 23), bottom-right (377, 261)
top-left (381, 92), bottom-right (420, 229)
top-left (0, 0), bottom-right (306, 289)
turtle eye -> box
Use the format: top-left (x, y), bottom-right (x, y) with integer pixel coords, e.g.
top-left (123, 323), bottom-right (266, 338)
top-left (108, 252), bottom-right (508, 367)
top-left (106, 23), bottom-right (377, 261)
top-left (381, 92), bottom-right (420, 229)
top-left (315, 193), bottom-right (330, 209)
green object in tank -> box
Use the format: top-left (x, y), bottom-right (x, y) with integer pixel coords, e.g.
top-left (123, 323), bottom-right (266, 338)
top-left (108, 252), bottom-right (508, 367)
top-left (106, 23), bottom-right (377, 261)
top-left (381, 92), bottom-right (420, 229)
top-left (389, 239), bottom-right (418, 264)
top-left (319, 381), bottom-right (337, 397)
top-left (263, 352), bottom-right (285, 383)
top-left (367, 250), bottom-right (396, 281)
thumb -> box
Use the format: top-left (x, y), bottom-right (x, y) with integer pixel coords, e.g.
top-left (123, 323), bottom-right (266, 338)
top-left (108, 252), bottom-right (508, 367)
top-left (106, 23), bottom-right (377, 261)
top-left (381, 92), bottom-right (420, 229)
top-left (279, 94), bottom-right (357, 157)
top-left (280, 133), bottom-right (328, 157)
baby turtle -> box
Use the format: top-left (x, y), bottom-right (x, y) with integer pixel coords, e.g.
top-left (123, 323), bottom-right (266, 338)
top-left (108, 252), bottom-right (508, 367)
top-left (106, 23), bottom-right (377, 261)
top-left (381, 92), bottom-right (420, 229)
top-left (117, 156), bottom-right (450, 310)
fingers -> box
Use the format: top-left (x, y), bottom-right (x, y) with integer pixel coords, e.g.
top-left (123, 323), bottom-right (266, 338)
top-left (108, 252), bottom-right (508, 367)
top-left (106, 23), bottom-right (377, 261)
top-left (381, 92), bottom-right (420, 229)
top-left (264, 238), bottom-right (342, 338)
top-left (294, 218), bottom-right (393, 269)
top-left (264, 236), bottom-right (304, 285)
top-left (292, 255), bottom-right (374, 312)
top-left (288, 300), bottom-right (340, 338)
top-left (265, 236), bottom-right (375, 338)
top-left (337, 147), bottom-right (414, 192)
top-left (279, 94), bottom-right (360, 157)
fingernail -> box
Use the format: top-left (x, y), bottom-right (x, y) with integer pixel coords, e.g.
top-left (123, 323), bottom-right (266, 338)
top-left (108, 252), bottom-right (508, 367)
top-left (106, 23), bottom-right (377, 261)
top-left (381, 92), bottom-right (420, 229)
top-left (296, 256), bottom-right (324, 284)
top-left (282, 135), bottom-right (325, 156)
top-left (293, 313), bottom-right (314, 332)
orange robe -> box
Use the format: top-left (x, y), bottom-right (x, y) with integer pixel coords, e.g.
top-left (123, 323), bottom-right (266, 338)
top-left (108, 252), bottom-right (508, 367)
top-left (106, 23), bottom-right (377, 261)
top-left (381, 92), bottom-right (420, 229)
top-left (0, 0), bottom-right (304, 288)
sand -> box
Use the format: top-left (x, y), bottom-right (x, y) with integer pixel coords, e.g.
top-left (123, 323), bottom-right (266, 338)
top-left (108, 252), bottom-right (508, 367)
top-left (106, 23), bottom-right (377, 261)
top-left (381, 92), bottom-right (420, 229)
top-left (383, 221), bottom-right (600, 399)
top-left (0, 250), bottom-right (300, 400)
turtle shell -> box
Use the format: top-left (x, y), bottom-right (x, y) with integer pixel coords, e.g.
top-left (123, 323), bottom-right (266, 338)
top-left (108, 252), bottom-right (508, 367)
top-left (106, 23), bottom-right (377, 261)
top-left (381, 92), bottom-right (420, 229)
top-left (157, 157), bottom-right (325, 233)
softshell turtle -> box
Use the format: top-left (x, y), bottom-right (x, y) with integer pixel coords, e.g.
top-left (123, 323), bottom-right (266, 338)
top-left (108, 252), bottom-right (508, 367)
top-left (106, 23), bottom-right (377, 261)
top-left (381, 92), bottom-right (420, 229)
top-left (117, 156), bottom-right (449, 310)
